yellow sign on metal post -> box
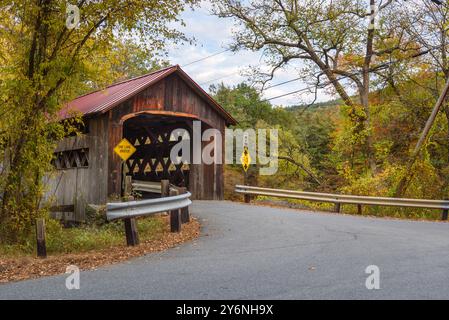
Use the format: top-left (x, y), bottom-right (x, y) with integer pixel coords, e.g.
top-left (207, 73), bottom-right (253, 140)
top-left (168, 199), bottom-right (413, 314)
top-left (114, 138), bottom-right (136, 162)
top-left (240, 146), bottom-right (251, 172)
top-left (241, 132), bottom-right (251, 172)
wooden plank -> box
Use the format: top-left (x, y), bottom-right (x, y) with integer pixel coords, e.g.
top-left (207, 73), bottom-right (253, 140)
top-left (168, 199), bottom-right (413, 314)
top-left (49, 205), bottom-right (74, 212)
top-left (35, 219), bottom-right (47, 258)
top-left (161, 179), bottom-right (170, 197)
top-left (124, 175), bottom-right (132, 196)
top-left (334, 203), bottom-right (341, 213)
top-left (442, 208), bottom-right (448, 221)
top-left (107, 116), bottom-right (124, 197)
top-left (169, 189), bottom-right (181, 232)
top-left (54, 134), bottom-right (92, 153)
top-left (177, 187), bottom-right (190, 223)
top-left (124, 218), bottom-right (139, 246)
top-left (88, 115), bottom-right (109, 206)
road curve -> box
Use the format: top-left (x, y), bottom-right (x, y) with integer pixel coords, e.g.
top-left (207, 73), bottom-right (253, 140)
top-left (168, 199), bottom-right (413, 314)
top-left (1, 201), bottom-right (449, 299)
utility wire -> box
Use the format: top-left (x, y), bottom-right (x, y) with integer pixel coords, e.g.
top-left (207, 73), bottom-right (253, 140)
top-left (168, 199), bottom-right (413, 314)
top-left (264, 77), bottom-right (302, 90)
top-left (262, 44), bottom-right (442, 102)
top-left (199, 71), bottom-right (241, 86)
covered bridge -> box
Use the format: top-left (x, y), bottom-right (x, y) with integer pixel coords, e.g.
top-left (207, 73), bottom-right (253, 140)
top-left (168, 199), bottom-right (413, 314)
top-left (48, 65), bottom-right (236, 221)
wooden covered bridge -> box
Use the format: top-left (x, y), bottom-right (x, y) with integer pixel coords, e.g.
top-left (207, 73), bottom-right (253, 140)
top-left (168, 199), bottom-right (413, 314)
top-left (48, 65), bottom-right (236, 221)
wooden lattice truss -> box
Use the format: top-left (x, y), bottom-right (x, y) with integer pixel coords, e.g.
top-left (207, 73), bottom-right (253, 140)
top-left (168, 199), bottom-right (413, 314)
top-left (52, 148), bottom-right (89, 170)
top-left (124, 122), bottom-right (191, 187)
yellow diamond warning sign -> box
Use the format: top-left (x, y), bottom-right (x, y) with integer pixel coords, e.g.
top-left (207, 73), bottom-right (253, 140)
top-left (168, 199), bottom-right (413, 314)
top-left (114, 138), bottom-right (136, 162)
top-left (240, 146), bottom-right (251, 172)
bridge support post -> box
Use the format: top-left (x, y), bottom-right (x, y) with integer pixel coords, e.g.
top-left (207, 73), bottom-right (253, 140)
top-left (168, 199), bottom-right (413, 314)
top-left (178, 187), bottom-right (190, 223)
top-left (170, 189), bottom-right (181, 232)
top-left (124, 218), bottom-right (139, 246)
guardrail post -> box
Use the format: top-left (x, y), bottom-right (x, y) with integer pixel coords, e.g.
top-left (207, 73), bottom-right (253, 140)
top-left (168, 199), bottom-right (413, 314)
top-left (169, 189), bottom-right (181, 232)
top-left (244, 194), bottom-right (251, 203)
top-left (35, 218), bottom-right (47, 258)
top-left (357, 204), bottom-right (362, 215)
top-left (334, 202), bottom-right (341, 213)
top-left (124, 218), bottom-right (139, 246)
top-left (178, 187), bottom-right (190, 223)
top-left (161, 179), bottom-right (170, 216)
top-left (442, 208), bottom-right (448, 221)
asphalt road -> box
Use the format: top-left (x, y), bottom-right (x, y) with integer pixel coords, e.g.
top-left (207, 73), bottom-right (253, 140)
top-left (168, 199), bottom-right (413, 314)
top-left (1, 200), bottom-right (449, 299)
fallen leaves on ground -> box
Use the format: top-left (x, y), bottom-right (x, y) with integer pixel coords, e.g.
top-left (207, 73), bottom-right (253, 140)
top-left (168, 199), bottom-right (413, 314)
top-left (0, 216), bottom-right (200, 284)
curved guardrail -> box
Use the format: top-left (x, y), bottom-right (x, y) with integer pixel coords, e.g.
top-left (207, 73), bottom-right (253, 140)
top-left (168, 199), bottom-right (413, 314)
top-left (106, 191), bottom-right (191, 221)
top-left (106, 189), bottom-right (191, 246)
top-left (235, 185), bottom-right (449, 219)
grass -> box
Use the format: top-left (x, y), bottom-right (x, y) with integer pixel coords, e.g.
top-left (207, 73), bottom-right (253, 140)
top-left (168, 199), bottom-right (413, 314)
top-left (0, 216), bottom-right (166, 257)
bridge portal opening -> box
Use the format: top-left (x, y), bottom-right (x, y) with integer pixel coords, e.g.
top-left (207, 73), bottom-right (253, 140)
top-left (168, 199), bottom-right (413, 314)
top-left (122, 114), bottom-right (192, 193)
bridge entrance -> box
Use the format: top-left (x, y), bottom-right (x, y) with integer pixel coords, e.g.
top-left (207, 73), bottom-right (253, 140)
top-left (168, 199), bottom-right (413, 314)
top-left (122, 114), bottom-right (191, 190)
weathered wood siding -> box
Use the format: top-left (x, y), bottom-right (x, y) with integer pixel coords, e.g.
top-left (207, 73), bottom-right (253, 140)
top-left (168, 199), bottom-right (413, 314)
top-left (47, 72), bottom-right (228, 221)
top-left (46, 115), bottom-right (109, 220)
top-left (107, 73), bottom-right (226, 200)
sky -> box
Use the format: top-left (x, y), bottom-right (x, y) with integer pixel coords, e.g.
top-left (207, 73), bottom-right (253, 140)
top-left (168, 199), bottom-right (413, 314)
top-left (166, 1), bottom-right (334, 107)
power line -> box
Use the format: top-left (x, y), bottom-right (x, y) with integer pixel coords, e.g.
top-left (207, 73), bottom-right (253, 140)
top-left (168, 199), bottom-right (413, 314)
top-left (198, 63), bottom-right (264, 86)
top-left (264, 77), bottom-right (302, 90)
top-left (261, 44), bottom-right (442, 102)
top-left (261, 66), bottom-right (389, 102)
top-left (181, 48), bottom-right (231, 68)
top-left (261, 87), bottom-right (312, 102)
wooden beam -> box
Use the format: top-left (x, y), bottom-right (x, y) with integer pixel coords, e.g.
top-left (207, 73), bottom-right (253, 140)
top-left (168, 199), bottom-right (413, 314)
top-left (49, 205), bottom-right (74, 212)
top-left (124, 218), bottom-right (139, 246)
top-left (169, 189), bottom-right (181, 232)
top-left (178, 187), bottom-right (190, 223)
top-left (35, 219), bottom-right (47, 258)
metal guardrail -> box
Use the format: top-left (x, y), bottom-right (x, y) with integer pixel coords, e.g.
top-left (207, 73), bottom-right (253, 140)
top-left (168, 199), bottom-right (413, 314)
top-left (106, 182), bottom-right (192, 246)
top-left (131, 180), bottom-right (162, 194)
top-left (107, 191), bottom-right (191, 221)
top-left (235, 185), bottom-right (449, 219)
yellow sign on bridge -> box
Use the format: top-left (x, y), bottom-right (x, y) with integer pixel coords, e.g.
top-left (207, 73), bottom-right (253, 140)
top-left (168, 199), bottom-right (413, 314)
top-left (114, 138), bottom-right (136, 162)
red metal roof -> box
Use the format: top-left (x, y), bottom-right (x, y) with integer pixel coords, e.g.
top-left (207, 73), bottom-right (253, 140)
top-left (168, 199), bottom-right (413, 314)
top-left (60, 65), bottom-right (236, 125)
